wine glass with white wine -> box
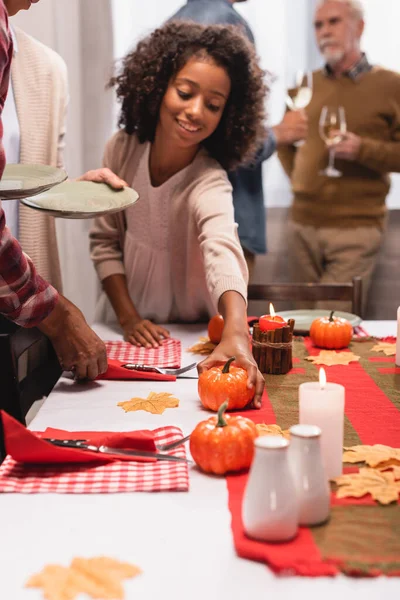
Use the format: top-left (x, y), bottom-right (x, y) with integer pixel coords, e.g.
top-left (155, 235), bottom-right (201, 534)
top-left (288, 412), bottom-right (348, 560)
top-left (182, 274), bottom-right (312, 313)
top-left (286, 70), bottom-right (313, 146)
top-left (319, 106), bottom-right (347, 177)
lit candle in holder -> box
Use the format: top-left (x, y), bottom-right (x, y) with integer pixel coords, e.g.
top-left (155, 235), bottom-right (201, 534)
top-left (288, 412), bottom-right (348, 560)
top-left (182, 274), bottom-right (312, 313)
top-left (299, 368), bottom-right (345, 480)
top-left (259, 303), bottom-right (287, 332)
top-left (396, 306), bottom-right (400, 367)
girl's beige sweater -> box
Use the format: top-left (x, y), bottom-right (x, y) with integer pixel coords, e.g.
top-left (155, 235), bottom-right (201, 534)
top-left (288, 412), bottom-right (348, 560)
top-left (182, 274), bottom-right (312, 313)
top-left (90, 131), bottom-right (248, 323)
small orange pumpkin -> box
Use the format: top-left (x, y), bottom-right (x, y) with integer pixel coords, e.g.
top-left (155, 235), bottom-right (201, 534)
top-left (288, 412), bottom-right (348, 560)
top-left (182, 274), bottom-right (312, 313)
top-left (190, 401), bottom-right (258, 474)
top-left (310, 311), bottom-right (353, 349)
top-left (207, 314), bottom-right (225, 344)
top-left (198, 357), bottom-right (255, 412)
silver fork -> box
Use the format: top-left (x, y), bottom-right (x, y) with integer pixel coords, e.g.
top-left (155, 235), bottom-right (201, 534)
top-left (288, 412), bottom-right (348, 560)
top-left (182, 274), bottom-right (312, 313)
top-left (156, 434), bottom-right (191, 452)
top-left (121, 362), bottom-right (197, 376)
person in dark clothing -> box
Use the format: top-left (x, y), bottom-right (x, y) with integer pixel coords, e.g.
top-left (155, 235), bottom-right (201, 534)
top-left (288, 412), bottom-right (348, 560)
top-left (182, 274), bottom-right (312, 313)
top-left (168, 0), bottom-right (307, 277)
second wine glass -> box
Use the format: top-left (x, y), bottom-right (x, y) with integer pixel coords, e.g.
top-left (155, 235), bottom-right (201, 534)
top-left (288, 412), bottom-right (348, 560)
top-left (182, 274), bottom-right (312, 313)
top-left (319, 105), bottom-right (347, 177)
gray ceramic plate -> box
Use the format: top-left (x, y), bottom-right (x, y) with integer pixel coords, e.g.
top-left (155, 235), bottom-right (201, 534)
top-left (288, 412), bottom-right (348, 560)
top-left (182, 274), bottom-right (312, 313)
top-left (0, 164), bottom-right (68, 200)
top-left (21, 181), bottom-right (139, 219)
top-left (279, 309), bottom-right (362, 334)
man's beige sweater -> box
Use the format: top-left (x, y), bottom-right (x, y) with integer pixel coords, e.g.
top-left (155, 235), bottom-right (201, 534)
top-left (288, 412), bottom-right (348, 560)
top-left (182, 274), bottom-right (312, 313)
top-left (90, 131), bottom-right (248, 324)
top-left (278, 67), bottom-right (400, 229)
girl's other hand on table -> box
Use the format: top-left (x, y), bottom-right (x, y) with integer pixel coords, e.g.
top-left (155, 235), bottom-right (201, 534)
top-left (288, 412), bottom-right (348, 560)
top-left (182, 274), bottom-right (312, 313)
top-left (122, 317), bottom-right (170, 348)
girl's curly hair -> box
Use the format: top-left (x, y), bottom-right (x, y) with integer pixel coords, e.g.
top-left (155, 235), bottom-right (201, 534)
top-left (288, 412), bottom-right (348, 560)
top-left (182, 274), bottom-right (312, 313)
top-left (109, 21), bottom-right (267, 170)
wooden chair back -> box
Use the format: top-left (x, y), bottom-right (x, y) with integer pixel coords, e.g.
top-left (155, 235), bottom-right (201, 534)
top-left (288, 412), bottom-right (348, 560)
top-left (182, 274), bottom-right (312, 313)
top-left (247, 276), bottom-right (362, 317)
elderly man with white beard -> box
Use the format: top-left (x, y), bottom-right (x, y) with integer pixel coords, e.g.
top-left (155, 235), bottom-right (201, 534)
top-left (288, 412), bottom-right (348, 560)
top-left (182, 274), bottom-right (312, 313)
top-left (278, 0), bottom-right (400, 315)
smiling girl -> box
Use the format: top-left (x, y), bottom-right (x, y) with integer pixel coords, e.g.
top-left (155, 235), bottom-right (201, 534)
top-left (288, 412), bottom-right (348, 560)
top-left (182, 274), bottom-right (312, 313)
top-left (86, 22), bottom-right (267, 406)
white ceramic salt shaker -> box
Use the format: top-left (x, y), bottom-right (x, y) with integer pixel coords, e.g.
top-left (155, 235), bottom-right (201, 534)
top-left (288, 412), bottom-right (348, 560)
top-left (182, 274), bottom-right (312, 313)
top-left (289, 424), bottom-right (331, 526)
top-left (242, 436), bottom-right (298, 542)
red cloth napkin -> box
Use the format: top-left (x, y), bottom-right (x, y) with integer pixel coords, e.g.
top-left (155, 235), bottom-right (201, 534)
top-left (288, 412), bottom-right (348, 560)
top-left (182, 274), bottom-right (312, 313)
top-left (0, 412), bottom-right (189, 493)
top-left (1, 410), bottom-right (156, 464)
top-left (97, 358), bottom-right (176, 382)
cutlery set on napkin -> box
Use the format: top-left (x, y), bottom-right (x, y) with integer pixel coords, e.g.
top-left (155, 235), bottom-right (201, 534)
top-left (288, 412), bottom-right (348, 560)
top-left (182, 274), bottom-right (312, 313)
top-left (0, 337), bottom-right (193, 493)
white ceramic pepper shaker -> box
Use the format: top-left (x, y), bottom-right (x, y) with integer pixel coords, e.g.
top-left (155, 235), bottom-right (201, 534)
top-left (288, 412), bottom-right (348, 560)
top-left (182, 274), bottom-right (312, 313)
top-left (242, 436), bottom-right (298, 542)
top-left (289, 424), bottom-right (331, 526)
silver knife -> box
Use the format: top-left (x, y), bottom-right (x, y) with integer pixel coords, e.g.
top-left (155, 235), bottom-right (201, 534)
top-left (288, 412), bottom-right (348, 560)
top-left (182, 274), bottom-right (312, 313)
top-left (44, 439), bottom-right (191, 463)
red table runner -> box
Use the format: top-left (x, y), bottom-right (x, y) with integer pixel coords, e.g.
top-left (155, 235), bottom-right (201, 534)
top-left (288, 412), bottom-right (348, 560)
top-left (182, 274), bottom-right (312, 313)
top-left (227, 337), bottom-right (400, 577)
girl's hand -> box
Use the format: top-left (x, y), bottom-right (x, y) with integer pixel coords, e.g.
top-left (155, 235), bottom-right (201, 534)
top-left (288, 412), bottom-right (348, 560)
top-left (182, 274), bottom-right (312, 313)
top-left (121, 317), bottom-right (170, 348)
top-left (77, 168), bottom-right (129, 190)
top-left (197, 332), bottom-right (264, 409)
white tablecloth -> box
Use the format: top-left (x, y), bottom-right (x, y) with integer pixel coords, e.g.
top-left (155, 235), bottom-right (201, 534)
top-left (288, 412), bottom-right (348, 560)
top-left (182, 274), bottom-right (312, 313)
top-left (1, 322), bottom-right (399, 600)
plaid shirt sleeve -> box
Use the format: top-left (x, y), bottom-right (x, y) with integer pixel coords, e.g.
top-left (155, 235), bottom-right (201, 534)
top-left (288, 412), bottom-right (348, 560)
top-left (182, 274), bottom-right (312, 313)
top-left (0, 1), bottom-right (58, 327)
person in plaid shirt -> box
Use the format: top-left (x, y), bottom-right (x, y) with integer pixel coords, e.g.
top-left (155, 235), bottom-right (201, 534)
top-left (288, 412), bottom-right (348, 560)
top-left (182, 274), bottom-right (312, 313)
top-left (0, 0), bottom-right (107, 380)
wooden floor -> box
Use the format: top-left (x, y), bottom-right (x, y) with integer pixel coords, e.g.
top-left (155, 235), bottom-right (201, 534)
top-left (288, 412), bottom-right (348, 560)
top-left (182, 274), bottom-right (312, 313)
top-left (250, 209), bottom-right (400, 320)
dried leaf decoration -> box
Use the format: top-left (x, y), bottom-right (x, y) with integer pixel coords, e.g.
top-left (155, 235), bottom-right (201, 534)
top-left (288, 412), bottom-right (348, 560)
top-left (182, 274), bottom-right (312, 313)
top-left (334, 467), bottom-right (400, 505)
top-left (371, 341), bottom-right (396, 357)
top-left (343, 444), bottom-right (400, 468)
top-left (187, 337), bottom-right (216, 355)
top-left (26, 556), bottom-right (141, 600)
top-left (306, 350), bottom-right (360, 366)
top-left (256, 423), bottom-right (290, 440)
top-left (118, 391), bottom-right (179, 415)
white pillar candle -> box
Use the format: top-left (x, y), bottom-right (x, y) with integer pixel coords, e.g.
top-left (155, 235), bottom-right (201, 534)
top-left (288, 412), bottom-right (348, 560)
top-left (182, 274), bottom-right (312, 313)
top-left (299, 368), bottom-right (345, 480)
top-left (396, 306), bottom-right (400, 367)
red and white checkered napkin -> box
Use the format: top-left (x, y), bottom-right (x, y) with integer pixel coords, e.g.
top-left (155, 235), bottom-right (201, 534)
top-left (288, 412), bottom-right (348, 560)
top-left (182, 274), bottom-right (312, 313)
top-left (104, 338), bottom-right (181, 368)
top-left (353, 325), bottom-right (370, 338)
top-left (0, 426), bottom-right (189, 494)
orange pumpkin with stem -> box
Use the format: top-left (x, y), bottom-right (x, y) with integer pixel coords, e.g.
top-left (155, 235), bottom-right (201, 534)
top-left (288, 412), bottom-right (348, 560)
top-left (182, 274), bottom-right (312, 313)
top-left (190, 401), bottom-right (258, 474)
top-left (310, 310), bottom-right (353, 349)
top-left (198, 357), bottom-right (255, 411)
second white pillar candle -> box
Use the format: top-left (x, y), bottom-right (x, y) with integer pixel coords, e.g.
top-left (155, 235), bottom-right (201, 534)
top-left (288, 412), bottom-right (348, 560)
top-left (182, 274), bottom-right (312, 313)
top-left (299, 378), bottom-right (345, 480)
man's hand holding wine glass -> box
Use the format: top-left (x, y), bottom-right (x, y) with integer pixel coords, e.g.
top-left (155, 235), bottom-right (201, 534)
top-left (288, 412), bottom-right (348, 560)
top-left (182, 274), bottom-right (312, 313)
top-left (332, 131), bottom-right (362, 161)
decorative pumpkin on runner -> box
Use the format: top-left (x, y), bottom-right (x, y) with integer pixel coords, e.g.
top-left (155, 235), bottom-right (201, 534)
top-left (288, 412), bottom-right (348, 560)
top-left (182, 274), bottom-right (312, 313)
top-left (207, 314), bottom-right (225, 344)
top-left (198, 357), bottom-right (255, 411)
top-left (190, 401), bottom-right (258, 474)
top-left (310, 311), bottom-right (353, 349)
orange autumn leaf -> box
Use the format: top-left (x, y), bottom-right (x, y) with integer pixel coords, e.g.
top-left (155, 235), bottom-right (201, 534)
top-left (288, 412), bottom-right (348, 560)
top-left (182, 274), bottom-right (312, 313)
top-left (306, 350), bottom-right (360, 366)
top-left (371, 341), bottom-right (396, 357)
top-left (26, 556), bottom-right (141, 600)
top-left (256, 423), bottom-right (290, 440)
top-left (118, 391), bottom-right (179, 415)
top-left (187, 337), bottom-right (217, 355)
top-left (334, 467), bottom-right (400, 505)
top-left (343, 444), bottom-right (400, 468)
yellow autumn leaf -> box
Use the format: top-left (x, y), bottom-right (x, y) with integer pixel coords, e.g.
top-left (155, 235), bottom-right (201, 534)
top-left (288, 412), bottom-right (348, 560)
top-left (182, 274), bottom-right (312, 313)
top-left (343, 444), bottom-right (400, 468)
top-left (334, 467), bottom-right (400, 505)
top-left (256, 423), bottom-right (291, 440)
top-left (26, 557), bottom-right (141, 600)
top-left (187, 337), bottom-right (217, 355)
top-left (118, 391), bottom-right (179, 415)
top-left (371, 342), bottom-right (396, 357)
top-left (306, 350), bottom-right (360, 366)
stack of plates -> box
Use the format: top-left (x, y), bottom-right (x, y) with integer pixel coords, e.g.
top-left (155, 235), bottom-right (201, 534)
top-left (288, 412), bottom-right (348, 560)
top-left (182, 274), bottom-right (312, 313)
top-left (0, 165), bottom-right (139, 218)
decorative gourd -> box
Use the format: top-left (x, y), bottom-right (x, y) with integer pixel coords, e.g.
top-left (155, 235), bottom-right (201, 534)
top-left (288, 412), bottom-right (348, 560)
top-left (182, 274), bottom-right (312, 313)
top-left (190, 401), bottom-right (258, 474)
top-left (310, 311), bottom-right (353, 349)
top-left (198, 357), bottom-right (255, 411)
top-left (207, 314), bottom-right (225, 344)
